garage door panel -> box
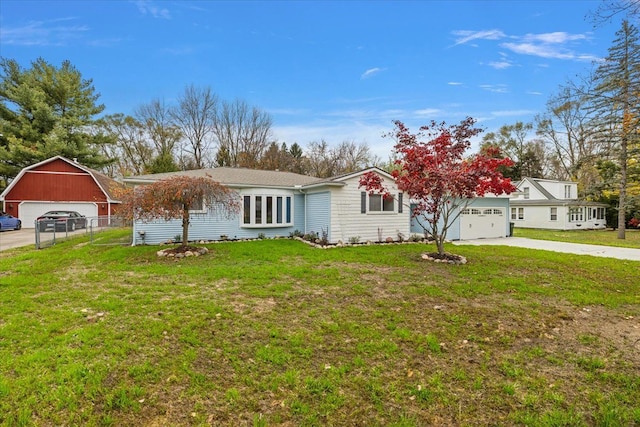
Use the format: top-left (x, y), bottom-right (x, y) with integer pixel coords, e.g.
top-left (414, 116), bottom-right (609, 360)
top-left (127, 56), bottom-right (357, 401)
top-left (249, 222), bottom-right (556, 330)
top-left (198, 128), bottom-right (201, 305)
top-left (460, 208), bottom-right (505, 240)
top-left (19, 202), bottom-right (98, 228)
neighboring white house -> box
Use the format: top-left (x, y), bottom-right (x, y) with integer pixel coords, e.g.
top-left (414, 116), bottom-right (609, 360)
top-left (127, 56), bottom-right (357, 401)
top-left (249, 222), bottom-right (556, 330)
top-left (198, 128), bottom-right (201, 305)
top-left (123, 167), bottom-right (410, 245)
top-left (410, 195), bottom-right (512, 240)
top-left (509, 177), bottom-right (607, 230)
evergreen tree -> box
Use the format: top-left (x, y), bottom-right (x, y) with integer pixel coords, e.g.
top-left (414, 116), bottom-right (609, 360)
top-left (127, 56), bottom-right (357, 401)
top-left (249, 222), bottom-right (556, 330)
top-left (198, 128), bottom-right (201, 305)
top-left (0, 58), bottom-right (112, 189)
top-left (589, 20), bottom-right (640, 238)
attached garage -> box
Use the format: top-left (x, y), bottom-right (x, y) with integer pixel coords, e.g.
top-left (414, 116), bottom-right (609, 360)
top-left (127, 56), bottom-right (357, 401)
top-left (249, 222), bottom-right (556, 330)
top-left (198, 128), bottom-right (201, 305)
top-left (410, 196), bottom-right (511, 241)
top-left (459, 208), bottom-right (506, 240)
top-left (0, 156), bottom-right (123, 228)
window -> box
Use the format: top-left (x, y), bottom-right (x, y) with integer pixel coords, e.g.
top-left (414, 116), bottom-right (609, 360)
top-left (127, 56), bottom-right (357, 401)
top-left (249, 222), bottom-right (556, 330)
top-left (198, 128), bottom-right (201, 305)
top-left (368, 194), bottom-right (395, 212)
top-left (266, 196), bottom-right (273, 224)
top-left (255, 196), bottom-right (262, 224)
top-left (596, 207), bottom-right (605, 220)
top-left (483, 209), bottom-right (493, 215)
top-left (569, 207), bottom-right (583, 222)
top-left (243, 196), bottom-right (251, 224)
top-left (462, 209), bottom-right (470, 215)
top-left (471, 208), bottom-right (481, 215)
top-left (523, 187), bottom-right (530, 199)
top-left (493, 209), bottom-right (503, 215)
top-left (276, 197), bottom-right (283, 223)
top-left (242, 194), bottom-right (293, 227)
top-left (564, 185), bottom-right (572, 199)
top-left (550, 207), bottom-right (557, 221)
top-left (369, 194), bottom-right (382, 211)
top-left (190, 198), bottom-right (204, 211)
top-left (512, 207), bottom-right (524, 220)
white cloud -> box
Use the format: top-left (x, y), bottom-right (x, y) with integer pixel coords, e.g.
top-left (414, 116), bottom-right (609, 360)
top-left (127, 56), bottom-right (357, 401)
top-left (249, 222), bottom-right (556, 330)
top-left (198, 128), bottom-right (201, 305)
top-left (448, 81), bottom-right (464, 86)
top-left (522, 32), bottom-right (589, 44)
top-left (479, 84), bottom-right (509, 93)
top-left (361, 67), bottom-right (384, 79)
top-left (490, 109), bottom-right (538, 117)
top-left (500, 30), bottom-right (599, 62)
top-left (453, 28), bottom-right (600, 63)
top-left (135, 0), bottom-right (171, 19)
top-left (487, 60), bottom-right (513, 69)
top-left (502, 42), bottom-right (569, 59)
top-left (271, 122), bottom-right (393, 159)
top-left (451, 29), bottom-right (506, 46)
top-left (0, 19), bottom-right (88, 46)
top-left (414, 108), bottom-right (441, 117)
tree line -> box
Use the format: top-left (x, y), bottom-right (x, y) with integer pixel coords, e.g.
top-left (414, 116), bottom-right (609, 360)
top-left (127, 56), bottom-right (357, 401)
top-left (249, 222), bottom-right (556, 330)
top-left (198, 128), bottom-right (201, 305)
top-left (0, 61), bottom-right (379, 190)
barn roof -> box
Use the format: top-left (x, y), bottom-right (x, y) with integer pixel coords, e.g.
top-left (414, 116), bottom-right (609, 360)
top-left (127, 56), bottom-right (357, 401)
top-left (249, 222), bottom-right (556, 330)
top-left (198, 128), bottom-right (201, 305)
top-left (0, 156), bottom-right (124, 203)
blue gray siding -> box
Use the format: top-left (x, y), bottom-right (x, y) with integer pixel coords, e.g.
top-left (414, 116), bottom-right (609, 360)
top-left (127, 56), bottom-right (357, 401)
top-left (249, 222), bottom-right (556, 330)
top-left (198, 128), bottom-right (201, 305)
top-left (305, 191), bottom-right (330, 238)
top-left (133, 196), bottom-right (304, 245)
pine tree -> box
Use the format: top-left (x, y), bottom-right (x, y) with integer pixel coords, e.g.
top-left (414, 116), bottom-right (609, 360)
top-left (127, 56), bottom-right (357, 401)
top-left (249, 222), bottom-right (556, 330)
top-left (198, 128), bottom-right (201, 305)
top-left (589, 20), bottom-right (640, 238)
top-left (0, 58), bottom-right (112, 189)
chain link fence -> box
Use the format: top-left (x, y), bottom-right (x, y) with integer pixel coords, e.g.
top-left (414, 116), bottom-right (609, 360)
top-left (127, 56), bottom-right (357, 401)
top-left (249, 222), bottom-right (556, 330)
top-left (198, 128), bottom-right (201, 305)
top-left (35, 216), bottom-right (131, 249)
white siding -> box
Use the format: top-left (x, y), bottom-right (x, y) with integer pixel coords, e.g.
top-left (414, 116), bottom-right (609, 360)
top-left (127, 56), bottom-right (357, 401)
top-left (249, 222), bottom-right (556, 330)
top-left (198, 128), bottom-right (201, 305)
top-left (513, 178), bottom-right (577, 201)
top-left (511, 205), bottom-right (569, 230)
top-left (512, 205), bottom-right (606, 230)
top-left (329, 174), bottom-right (409, 243)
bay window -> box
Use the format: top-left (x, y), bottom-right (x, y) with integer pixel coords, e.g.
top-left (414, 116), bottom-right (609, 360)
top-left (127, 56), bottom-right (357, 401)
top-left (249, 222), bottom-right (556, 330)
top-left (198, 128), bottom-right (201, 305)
top-left (242, 194), bottom-right (293, 227)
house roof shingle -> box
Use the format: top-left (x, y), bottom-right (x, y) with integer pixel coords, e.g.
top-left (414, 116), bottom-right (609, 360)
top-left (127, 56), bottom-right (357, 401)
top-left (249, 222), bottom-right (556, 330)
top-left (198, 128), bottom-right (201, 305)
top-left (124, 167), bottom-right (324, 188)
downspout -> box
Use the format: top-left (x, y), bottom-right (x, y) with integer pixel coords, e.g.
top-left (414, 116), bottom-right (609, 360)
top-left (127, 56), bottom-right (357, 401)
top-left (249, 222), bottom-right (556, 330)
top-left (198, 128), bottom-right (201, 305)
top-left (295, 185), bottom-right (306, 234)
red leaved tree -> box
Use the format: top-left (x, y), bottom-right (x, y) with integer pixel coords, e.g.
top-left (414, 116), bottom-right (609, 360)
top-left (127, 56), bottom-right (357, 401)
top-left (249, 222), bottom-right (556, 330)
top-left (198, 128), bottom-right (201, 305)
top-left (360, 118), bottom-right (516, 257)
top-left (118, 175), bottom-right (240, 247)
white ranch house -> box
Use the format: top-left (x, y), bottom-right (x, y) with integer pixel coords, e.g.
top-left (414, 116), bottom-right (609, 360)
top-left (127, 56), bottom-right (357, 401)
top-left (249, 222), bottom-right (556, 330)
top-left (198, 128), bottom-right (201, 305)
top-left (123, 167), bottom-right (410, 245)
top-left (509, 177), bottom-right (607, 230)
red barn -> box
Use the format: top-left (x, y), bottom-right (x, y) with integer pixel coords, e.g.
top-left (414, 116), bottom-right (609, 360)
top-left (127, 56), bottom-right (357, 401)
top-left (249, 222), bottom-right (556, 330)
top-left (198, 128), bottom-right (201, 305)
top-left (0, 156), bottom-right (123, 228)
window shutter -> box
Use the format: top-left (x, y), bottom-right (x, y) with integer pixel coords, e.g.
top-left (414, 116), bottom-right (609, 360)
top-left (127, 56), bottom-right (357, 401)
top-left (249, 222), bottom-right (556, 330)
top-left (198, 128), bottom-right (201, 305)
top-left (398, 193), bottom-right (403, 213)
top-left (361, 192), bottom-right (367, 213)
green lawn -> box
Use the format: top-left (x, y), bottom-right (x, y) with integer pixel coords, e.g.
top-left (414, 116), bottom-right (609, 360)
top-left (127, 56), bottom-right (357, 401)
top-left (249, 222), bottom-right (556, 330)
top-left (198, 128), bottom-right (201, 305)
top-left (514, 227), bottom-right (640, 248)
top-left (0, 230), bottom-right (639, 426)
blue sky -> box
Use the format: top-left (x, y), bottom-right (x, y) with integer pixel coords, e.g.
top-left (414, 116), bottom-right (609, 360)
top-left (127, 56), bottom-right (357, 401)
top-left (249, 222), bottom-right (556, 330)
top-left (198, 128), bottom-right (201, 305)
top-left (0, 0), bottom-right (624, 159)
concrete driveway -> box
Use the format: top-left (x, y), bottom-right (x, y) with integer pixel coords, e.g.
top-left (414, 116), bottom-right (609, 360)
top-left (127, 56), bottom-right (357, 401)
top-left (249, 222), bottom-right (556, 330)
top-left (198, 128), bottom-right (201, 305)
top-left (0, 228), bottom-right (88, 252)
top-left (453, 237), bottom-right (640, 261)
top-left (0, 229), bottom-right (37, 251)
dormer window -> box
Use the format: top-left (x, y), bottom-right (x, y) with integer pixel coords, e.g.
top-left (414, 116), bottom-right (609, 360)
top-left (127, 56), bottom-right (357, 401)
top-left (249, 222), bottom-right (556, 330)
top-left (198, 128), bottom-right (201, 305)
top-left (523, 187), bottom-right (530, 199)
top-left (564, 185), bottom-right (571, 199)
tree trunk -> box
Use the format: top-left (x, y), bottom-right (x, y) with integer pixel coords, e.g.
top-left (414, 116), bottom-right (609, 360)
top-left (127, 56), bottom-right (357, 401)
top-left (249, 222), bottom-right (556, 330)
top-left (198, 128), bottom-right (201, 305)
top-left (617, 133), bottom-right (627, 239)
top-left (182, 207), bottom-right (190, 246)
top-left (435, 236), bottom-right (446, 255)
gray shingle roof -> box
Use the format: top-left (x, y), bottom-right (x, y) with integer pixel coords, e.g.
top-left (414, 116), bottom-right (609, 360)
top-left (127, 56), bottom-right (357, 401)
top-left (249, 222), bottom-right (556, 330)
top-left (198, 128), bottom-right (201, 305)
top-left (125, 167), bottom-right (324, 188)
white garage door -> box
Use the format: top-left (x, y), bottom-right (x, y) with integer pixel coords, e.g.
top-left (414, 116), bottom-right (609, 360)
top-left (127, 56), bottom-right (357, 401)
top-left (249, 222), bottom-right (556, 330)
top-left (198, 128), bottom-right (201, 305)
top-left (19, 202), bottom-right (99, 229)
top-left (459, 208), bottom-right (506, 240)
